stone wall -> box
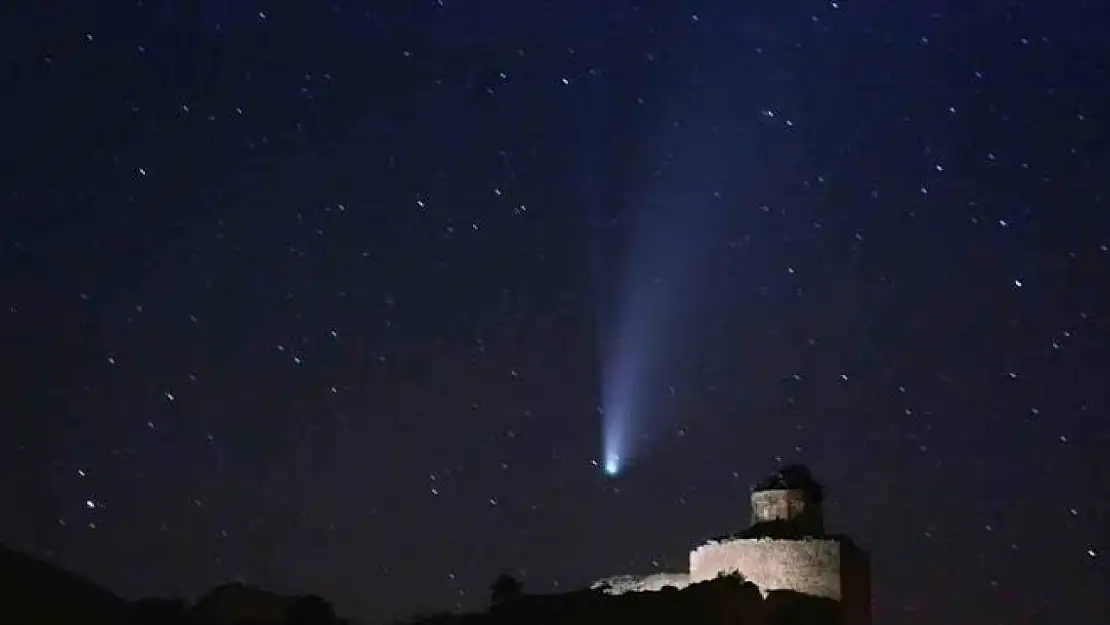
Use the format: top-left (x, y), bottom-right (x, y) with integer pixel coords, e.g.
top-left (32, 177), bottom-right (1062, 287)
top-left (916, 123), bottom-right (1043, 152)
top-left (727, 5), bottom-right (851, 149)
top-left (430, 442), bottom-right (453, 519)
top-left (688, 538), bottom-right (844, 601)
top-left (591, 572), bottom-right (691, 595)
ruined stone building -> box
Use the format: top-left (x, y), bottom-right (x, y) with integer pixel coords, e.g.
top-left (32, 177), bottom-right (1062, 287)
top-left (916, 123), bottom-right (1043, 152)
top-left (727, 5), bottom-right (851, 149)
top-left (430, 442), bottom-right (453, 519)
top-left (593, 465), bottom-right (871, 625)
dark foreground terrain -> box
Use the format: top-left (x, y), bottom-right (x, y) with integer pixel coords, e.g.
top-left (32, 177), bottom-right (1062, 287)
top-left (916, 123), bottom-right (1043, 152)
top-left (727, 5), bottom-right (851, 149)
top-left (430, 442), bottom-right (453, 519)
top-left (1, 544), bottom-right (844, 625)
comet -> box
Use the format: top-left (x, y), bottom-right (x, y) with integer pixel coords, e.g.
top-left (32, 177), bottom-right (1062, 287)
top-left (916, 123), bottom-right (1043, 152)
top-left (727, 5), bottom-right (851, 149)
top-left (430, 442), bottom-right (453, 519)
top-left (595, 188), bottom-right (725, 478)
top-left (586, 82), bottom-right (744, 478)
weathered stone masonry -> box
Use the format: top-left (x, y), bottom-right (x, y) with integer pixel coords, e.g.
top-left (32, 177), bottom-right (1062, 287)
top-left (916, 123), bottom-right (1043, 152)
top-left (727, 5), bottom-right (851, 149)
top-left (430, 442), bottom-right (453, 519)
top-left (592, 465), bottom-right (871, 625)
top-left (689, 537), bottom-right (844, 600)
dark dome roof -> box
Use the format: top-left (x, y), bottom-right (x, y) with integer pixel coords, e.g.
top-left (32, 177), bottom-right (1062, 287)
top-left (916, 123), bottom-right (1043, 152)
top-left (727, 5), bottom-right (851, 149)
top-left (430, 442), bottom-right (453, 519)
top-left (752, 464), bottom-right (824, 502)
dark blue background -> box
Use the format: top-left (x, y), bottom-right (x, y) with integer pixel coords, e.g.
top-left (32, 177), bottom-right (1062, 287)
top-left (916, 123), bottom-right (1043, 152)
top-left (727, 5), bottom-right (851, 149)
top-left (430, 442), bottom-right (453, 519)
top-left (2, 1), bottom-right (1108, 623)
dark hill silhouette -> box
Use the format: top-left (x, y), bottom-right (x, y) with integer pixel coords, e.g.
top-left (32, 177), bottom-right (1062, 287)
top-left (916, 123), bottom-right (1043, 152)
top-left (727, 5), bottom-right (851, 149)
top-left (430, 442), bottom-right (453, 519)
top-left (397, 573), bottom-right (845, 625)
top-left (147, 583), bottom-right (346, 625)
top-left (131, 597), bottom-right (190, 625)
top-left (0, 544), bottom-right (131, 625)
top-left (189, 582), bottom-right (295, 625)
top-left (0, 544), bottom-right (846, 625)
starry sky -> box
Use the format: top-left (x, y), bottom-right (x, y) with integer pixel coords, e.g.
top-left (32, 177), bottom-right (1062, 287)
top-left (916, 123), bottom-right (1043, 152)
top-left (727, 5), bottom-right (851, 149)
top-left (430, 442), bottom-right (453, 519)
top-left (3, 1), bottom-right (1109, 624)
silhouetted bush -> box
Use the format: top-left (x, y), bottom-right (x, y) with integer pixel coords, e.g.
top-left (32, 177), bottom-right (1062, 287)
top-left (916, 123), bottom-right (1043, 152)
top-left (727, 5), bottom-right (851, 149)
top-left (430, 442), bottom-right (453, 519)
top-left (765, 589), bottom-right (843, 625)
top-left (753, 464), bottom-right (824, 502)
top-left (488, 574), bottom-right (523, 610)
top-left (285, 594), bottom-right (337, 625)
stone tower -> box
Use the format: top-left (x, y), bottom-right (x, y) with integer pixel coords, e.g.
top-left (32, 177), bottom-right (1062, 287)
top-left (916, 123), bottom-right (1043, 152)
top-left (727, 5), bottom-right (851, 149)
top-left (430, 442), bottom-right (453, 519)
top-left (593, 464), bottom-right (871, 625)
top-left (748, 464), bottom-right (826, 535)
top-left (688, 465), bottom-right (871, 625)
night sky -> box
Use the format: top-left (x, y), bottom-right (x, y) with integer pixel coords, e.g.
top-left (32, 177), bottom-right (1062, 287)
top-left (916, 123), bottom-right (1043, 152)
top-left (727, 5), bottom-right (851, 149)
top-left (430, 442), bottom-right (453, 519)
top-left (3, 1), bottom-right (1109, 624)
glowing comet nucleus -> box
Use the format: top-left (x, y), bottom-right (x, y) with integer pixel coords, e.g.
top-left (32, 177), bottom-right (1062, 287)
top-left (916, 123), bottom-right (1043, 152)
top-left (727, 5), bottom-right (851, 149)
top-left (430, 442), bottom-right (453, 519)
top-left (600, 404), bottom-right (627, 477)
top-left (602, 415), bottom-right (624, 477)
top-left (603, 454), bottom-right (621, 477)
top-left (599, 350), bottom-right (637, 478)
